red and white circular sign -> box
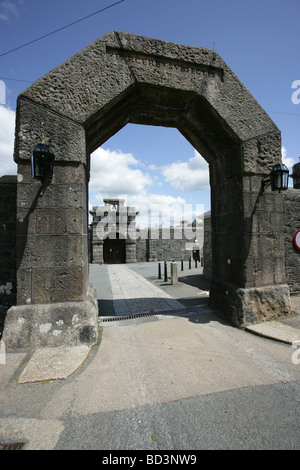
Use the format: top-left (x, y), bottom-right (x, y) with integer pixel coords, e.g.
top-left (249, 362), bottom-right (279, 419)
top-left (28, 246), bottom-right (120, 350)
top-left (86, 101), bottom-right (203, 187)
top-left (294, 230), bottom-right (300, 251)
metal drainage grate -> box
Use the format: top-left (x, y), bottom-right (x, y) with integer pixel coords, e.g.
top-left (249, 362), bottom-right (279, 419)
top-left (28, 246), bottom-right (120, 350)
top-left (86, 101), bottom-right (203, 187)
top-left (100, 305), bottom-right (205, 322)
top-left (0, 442), bottom-right (26, 450)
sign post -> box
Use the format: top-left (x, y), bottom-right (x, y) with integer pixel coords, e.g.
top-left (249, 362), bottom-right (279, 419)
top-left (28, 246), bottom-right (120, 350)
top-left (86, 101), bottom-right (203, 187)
top-left (294, 230), bottom-right (300, 251)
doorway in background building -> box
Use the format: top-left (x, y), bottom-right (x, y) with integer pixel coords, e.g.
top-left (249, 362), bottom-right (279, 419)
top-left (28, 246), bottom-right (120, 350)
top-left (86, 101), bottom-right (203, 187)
top-left (103, 235), bottom-right (126, 264)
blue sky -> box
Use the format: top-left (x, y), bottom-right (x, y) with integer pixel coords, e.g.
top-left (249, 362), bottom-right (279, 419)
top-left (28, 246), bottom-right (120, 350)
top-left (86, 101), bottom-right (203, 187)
top-left (0, 0), bottom-right (299, 226)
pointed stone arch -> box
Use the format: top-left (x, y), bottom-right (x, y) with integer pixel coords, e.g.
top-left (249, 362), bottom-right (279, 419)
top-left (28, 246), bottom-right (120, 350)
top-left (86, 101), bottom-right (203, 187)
top-left (4, 31), bottom-right (291, 348)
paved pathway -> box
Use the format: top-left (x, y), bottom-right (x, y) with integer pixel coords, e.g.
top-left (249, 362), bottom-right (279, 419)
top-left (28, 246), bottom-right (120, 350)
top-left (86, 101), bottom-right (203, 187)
top-left (91, 263), bottom-right (300, 344)
top-left (89, 262), bottom-right (211, 318)
top-left (1, 262), bottom-right (300, 449)
top-left (106, 264), bottom-right (185, 316)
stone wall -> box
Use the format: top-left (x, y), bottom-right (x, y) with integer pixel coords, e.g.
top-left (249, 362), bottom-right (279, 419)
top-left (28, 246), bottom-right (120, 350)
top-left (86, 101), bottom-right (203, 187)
top-left (283, 189), bottom-right (300, 295)
top-left (90, 205), bottom-right (204, 264)
top-left (136, 227), bottom-right (203, 262)
top-left (0, 176), bottom-right (17, 308)
top-left (292, 160), bottom-right (300, 189)
top-left (90, 226), bottom-right (202, 264)
top-left (203, 212), bottom-right (212, 280)
top-left (203, 189), bottom-right (300, 295)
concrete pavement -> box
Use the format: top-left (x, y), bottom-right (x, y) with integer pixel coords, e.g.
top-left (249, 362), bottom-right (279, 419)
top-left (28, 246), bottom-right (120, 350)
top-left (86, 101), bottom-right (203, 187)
top-left (14, 262), bottom-right (211, 384)
top-left (1, 262), bottom-right (300, 450)
top-left (11, 262), bottom-right (300, 384)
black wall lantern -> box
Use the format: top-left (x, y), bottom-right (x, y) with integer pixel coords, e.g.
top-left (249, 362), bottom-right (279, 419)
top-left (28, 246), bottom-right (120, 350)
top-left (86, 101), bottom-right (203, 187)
top-left (31, 135), bottom-right (55, 181)
top-left (262, 163), bottom-right (290, 193)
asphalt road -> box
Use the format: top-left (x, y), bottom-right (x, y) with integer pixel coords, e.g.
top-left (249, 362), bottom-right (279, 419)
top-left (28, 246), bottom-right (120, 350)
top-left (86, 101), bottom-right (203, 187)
top-left (1, 310), bottom-right (300, 450)
top-left (1, 262), bottom-right (300, 451)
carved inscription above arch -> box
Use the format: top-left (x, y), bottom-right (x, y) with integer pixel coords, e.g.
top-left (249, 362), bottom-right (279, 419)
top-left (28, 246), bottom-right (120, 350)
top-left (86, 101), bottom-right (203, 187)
top-left (106, 46), bottom-right (224, 81)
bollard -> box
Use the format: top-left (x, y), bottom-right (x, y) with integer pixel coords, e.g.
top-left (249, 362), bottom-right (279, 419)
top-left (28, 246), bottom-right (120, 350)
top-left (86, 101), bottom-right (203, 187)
top-left (195, 259), bottom-right (197, 268)
top-left (189, 256), bottom-right (191, 269)
top-left (0, 340), bottom-right (6, 365)
top-left (181, 259), bottom-right (184, 271)
top-left (158, 262), bottom-right (161, 279)
top-left (164, 261), bottom-right (168, 282)
top-left (171, 262), bottom-right (178, 285)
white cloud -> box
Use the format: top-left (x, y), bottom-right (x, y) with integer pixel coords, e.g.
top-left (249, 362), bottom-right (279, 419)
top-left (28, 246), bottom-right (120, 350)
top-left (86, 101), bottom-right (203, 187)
top-left (89, 147), bottom-right (207, 228)
top-left (91, 192), bottom-right (203, 229)
top-left (162, 150), bottom-right (209, 192)
top-left (127, 193), bottom-right (187, 228)
top-left (0, 80), bottom-right (5, 105)
top-left (282, 146), bottom-right (296, 169)
top-left (90, 147), bottom-right (152, 196)
top-left (148, 163), bottom-right (159, 171)
top-left (281, 146), bottom-right (298, 188)
top-left (0, 105), bottom-right (17, 176)
top-left (90, 148), bottom-right (183, 225)
top-left (0, 1), bottom-right (22, 21)
top-left (0, 11), bottom-right (8, 20)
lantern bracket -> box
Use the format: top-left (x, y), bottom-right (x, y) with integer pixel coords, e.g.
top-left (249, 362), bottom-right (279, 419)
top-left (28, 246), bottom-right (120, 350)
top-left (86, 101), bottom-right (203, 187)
top-left (31, 134), bottom-right (55, 182)
top-left (261, 163), bottom-right (290, 193)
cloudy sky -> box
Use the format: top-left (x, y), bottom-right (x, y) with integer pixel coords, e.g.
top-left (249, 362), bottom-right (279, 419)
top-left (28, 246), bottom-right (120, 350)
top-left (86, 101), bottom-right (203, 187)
top-left (0, 0), bottom-right (299, 227)
top-left (89, 125), bottom-right (209, 226)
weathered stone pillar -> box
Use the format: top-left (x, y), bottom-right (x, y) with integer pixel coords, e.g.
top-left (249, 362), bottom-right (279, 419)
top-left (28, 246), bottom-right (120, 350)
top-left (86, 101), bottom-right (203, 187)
top-left (209, 136), bottom-right (291, 326)
top-left (3, 98), bottom-right (98, 349)
top-left (283, 189), bottom-right (300, 294)
top-left (0, 176), bottom-right (17, 308)
top-left (203, 212), bottom-right (212, 280)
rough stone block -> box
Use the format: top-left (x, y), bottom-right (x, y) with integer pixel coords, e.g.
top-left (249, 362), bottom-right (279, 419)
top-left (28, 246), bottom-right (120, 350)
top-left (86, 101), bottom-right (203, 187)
top-left (16, 268), bottom-right (32, 305)
top-left (16, 208), bottom-right (37, 234)
top-left (18, 234), bottom-right (85, 268)
top-left (241, 132), bottom-right (282, 174)
top-left (253, 258), bottom-right (275, 286)
top-left (65, 208), bottom-right (85, 234)
top-left (2, 284), bottom-right (99, 349)
top-left (32, 268), bottom-right (52, 303)
top-left (52, 266), bottom-right (86, 302)
top-left (37, 208), bottom-right (65, 234)
top-left (210, 279), bottom-right (292, 327)
top-left (14, 98), bottom-right (86, 164)
top-left (17, 183), bottom-right (85, 210)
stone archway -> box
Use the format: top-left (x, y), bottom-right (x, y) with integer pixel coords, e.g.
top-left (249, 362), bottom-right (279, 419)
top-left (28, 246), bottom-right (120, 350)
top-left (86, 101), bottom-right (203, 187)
top-left (3, 31), bottom-right (291, 348)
